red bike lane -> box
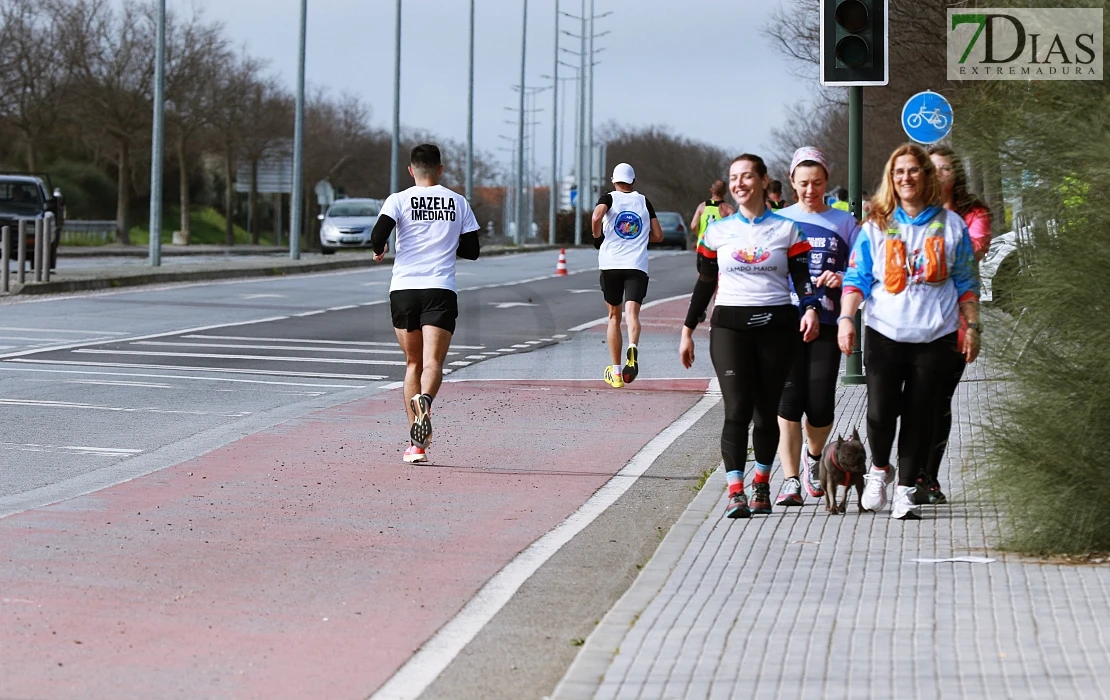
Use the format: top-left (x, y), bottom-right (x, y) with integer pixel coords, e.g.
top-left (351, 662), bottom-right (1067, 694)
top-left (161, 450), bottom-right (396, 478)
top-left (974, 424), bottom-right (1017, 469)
top-left (0, 375), bottom-right (708, 699)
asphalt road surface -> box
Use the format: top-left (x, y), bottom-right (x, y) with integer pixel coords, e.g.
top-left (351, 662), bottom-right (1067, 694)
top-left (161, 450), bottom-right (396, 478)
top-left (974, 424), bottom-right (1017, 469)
top-left (0, 248), bottom-right (723, 699)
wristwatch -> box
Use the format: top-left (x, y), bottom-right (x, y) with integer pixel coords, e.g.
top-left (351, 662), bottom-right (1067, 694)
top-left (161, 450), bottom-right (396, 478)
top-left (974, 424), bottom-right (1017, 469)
top-left (966, 322), bottom-right (982, 332)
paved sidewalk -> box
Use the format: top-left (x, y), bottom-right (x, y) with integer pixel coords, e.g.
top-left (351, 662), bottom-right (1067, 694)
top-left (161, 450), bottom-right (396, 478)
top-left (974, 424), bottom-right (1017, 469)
top-left (554, 360), bottom-right (1110, 699)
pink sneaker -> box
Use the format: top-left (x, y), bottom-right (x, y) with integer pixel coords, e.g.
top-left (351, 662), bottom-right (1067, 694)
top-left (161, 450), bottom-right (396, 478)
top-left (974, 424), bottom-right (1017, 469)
top-left (403, 444), bottom-right (427, 464)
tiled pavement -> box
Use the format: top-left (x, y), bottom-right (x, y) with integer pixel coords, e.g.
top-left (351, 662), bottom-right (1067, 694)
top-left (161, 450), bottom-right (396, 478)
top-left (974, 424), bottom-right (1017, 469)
top-left (554, 360), bottom-right (1110, 699)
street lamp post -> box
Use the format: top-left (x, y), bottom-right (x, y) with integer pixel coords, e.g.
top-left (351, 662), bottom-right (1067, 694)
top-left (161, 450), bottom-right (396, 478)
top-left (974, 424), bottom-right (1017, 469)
top-left (289, 0), bottom-right (307, 260)
top-left (148, 0), bottom-right (165, 267)
top-left (466, 0), bottom-right (475, 202)
top-left (549, 0), bottom-right (559, 245)
top-left (516, 0), bottom-right (528, 245)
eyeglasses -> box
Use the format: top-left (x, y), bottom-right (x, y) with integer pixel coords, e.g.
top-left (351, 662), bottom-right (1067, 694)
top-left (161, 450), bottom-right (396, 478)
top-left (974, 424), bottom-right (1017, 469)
top-left (893, 167), bottom-right (922, 178)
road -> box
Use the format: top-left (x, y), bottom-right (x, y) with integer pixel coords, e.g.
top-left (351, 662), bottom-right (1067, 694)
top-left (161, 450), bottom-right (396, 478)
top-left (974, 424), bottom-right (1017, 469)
top-left (0, 247), bottom-right (724, 699)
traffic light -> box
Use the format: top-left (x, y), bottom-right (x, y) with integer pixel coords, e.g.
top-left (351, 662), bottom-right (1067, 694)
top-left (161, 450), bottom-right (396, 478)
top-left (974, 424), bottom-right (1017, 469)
top-left (820, 0), bottom-right (888, 86)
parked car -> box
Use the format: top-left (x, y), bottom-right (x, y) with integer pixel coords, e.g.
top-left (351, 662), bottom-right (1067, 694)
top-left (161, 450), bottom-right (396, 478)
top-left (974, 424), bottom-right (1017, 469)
top-left (650, 211), bottom-right (688, 250)
top-left (318, 198), bottom-right (383, 254)
top-left (0, 173), bottom-right (65, 268)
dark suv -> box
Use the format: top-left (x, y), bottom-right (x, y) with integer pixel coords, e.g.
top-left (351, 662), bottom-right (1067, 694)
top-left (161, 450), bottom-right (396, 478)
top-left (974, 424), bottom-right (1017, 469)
top-left (0, 173), bottom-right (65, 269)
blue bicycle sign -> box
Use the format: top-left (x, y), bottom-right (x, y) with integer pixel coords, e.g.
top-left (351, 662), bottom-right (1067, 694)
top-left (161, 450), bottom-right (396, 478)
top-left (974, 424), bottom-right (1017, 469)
top-left (902, 91), bottom-right (953, 144)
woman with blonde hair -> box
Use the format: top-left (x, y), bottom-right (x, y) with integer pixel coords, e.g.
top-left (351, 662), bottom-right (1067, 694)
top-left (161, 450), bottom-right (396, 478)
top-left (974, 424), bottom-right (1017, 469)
top-left (838, 143), bottom-right (980, 520)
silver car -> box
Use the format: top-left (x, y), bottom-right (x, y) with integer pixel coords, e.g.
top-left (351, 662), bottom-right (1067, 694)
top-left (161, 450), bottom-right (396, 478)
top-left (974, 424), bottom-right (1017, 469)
top-left (318, 198), bottom-right (383, 254)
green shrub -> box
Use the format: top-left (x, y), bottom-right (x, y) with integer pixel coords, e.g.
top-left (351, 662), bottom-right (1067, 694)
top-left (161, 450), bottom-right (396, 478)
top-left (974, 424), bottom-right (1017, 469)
top-left (129, 205), bottom-right (254, 245)
top-left (45, 160), bottom-right (117, 220)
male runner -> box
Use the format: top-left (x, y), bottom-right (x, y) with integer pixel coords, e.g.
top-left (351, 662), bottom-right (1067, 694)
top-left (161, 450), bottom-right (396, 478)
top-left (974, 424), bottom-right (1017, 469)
top-left (690, 180), bottom-right (735, 273)
top-left (370, 144), bottom-right (481, 463)
top-left (591, 162), bottom-right (663, 388)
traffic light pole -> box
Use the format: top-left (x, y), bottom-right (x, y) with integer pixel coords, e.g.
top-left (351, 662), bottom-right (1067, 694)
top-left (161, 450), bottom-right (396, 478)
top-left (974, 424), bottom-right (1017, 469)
top-left (842, 84), bottom-right (866, 385)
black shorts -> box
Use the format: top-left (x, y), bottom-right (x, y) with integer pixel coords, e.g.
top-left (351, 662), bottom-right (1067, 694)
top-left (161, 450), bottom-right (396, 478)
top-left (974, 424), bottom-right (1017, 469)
top-left (599, 269), bottom-right (649, 307)
top-left (778, 323), bottom-right (842, 427)
top-left (390, 288), bottom-right (458, 333)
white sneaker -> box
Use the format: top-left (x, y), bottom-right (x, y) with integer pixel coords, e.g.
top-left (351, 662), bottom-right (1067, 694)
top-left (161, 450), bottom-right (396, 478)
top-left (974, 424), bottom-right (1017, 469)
top-left (861, 466), bottom-right (891, 512)
top-left (892, 485), bottom-right (922, 520)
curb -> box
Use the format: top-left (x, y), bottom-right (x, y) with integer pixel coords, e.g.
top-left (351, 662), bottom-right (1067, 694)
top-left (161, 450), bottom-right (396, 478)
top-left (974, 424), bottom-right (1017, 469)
top-left (4, 245), bottom-right (563, 297)
top-left (550, 464), bottom-right (726, 700)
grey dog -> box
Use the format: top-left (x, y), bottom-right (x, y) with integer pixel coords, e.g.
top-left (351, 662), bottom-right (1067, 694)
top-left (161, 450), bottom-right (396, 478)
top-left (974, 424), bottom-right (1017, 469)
top-left (819, 428), bottom-right (867, 515)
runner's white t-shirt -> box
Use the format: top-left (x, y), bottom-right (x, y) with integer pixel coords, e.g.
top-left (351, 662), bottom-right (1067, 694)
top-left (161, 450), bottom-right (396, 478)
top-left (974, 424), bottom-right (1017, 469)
top-left (380, 184), bottom-right (479, 292)
top-left (598, 190), bottom-right (654, 273)
top-left (701, 209), bottom-right (810, 307)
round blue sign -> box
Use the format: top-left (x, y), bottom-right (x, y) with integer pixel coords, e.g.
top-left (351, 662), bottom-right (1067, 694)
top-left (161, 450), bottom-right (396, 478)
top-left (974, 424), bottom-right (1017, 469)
top-left (901, 91), bottom-right (953, 145)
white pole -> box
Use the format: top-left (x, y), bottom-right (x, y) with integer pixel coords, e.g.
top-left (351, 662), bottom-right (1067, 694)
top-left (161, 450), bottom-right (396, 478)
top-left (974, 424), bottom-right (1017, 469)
top-left (148, 0), bottom-right (166, 266)
top-left (289, 0), bottom-right (307, 259)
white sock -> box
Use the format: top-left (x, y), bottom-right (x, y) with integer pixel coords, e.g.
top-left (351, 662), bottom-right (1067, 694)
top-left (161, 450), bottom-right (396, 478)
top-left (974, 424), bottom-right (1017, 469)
top-left (614, 364), bottom-right (621, 374)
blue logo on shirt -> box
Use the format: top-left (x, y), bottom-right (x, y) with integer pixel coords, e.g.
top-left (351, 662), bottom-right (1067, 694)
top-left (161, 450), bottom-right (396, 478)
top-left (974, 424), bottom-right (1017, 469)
top-left (613, 211), bottom-right (643, 239)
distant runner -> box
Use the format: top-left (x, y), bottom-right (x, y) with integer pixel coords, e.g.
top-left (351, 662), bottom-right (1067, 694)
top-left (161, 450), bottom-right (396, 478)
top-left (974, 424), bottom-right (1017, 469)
top-left (691, 180), bottom-right (735, 273)
top-left (592, 162), bottom-right (663, 388)
top-left (370, 144), bottom-right (481, 463)
top-left (767, 179), bottom-right (787, 210)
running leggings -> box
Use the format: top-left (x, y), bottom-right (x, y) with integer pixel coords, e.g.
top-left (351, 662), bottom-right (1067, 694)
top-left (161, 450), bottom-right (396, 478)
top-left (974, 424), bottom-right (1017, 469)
top-left (864, 327), bottom-right (961, 487)
top-left (778, 323), bottom-right (841, 427)
top-left (925, 349), bottom-right (967, 484)
top-left (710, 323), bottom-right (799, 473)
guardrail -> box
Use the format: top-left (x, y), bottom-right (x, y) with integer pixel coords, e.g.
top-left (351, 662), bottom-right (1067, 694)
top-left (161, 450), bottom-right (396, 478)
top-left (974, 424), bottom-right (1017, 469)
top-left (61, 220), bottom-right (117, 244)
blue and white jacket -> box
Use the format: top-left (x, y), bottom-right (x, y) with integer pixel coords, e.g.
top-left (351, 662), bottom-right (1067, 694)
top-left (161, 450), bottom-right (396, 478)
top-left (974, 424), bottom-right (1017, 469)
top-left (843, 205), bottom-right (979, 343)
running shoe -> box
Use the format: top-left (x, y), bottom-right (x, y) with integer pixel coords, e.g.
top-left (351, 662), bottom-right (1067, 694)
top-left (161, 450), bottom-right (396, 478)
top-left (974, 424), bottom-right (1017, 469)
top-left (726, 490), bottom-right (750, 519)
top-left (403, 444), bottom-right (427, 464)
top-left (891, 485), bottom-right (922, 520)
top-left (409, 394), bottom-right (433, 448)
top-left (604, 365), bottom-right (625, 388)
top-left (775, 477), bottom-right (805, 506)
top-left (750, 482), bottom-right (773, 514)
top-left (929, 478), bottom-right (948, 505)
top-left (622, 346), bottom-right (639, 384)
top-left (804, 455), bottom-right (825, 498)
top-left (913, 475), bottom-right (932, 505)
top-left (861, 465), bottom-right (892, 512)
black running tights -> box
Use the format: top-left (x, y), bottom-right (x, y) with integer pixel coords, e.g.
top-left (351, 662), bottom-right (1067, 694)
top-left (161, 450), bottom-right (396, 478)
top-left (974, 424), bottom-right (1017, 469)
top-left (925, 347), bottom-right (967, 484)
top-left (864, 327), bottom-right (960, 487)
top-left (710, 324), bottom-right (799, 474)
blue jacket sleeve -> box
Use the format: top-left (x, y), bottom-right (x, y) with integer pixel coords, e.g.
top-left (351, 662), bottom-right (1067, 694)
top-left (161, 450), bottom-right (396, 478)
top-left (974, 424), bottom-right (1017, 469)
top-left (842, 226), bottom-right (875, 299)
top-left (950, 223), bottom-right (980, 298)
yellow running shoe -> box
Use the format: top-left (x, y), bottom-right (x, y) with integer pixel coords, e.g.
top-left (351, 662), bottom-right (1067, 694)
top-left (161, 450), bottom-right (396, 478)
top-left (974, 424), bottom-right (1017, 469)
top-left (604, 365), bottom-right (625, 388)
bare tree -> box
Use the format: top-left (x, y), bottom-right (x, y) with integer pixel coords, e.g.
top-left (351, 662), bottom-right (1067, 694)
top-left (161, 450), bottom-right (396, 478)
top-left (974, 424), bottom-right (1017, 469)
top-left (66, 0), bottom-right (154, 245)
top-left (210, 51), bottom-right (263, 245)
top-left (239, 77), bottom-right (292, 243)
top-left (164, 8), bottom-right (229, 243)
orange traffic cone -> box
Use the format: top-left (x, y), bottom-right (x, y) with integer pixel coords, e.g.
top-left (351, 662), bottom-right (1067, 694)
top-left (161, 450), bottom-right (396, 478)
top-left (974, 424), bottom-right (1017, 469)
top-left (555, 248), bottom-right (568, 276)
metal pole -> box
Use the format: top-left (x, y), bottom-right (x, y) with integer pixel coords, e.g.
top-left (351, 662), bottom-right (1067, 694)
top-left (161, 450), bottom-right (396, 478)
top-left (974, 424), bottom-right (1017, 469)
top-left (17, 219), bottom-right (26, 284)
top-left (466, 0), bottom-right (475, 202)
top-left (574, 0), bottom-right (585, 246)
top-left (43, 213), bottom-right (53, 282)
top-left (842, 85), bottom-right (866, 385)
top-left (148, 0), bottom-right (165, 267)
top-left (549, 0), bottom-right (559, 245)
top-left (289, 0), bottom-right (307, 260)
top-left (389, 0), bottom-right (402, 254)
top-left (516, 0), bottom-right (528, 245)
top-left (586, 0), bottom-right (594, 203)
top-left (33, 218), bottom-right (43, 282)
top-left (1, 226), bottom-right (9, 293)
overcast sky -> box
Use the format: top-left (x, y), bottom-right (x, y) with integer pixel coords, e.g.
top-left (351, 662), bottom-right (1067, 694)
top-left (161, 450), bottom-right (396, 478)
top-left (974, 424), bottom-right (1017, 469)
top-left (194, 0), bottom-right (817, 178)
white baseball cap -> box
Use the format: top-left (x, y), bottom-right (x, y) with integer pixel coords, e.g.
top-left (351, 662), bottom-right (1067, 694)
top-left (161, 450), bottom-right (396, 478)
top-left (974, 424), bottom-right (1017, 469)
top-left (611, 163), bottom-right (635, 184)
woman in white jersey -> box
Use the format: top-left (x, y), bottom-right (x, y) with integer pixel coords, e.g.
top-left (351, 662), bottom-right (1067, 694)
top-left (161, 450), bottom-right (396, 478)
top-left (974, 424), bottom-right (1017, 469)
top-left (774, 147), bottom-right (861, 507)
top-left (839, 143), bottom-right (980, 520)
top-left (680, 153), bottom-right (820, 519)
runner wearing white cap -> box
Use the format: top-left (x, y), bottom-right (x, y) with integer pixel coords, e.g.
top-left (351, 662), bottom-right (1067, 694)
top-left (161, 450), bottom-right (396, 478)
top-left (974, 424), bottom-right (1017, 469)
top-left (591, 162), bottom-right (663, 388)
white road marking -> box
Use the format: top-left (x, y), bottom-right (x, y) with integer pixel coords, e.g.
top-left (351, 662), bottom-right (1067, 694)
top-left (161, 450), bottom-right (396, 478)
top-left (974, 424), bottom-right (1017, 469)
top-left (0, 398), bottom-right (252, 417)
top-left (369, 379), bottom-right (721, 700)
top-left (181, 335), bottom-right (485, 350)
top-left (0, 336), bottom-right (98, 343)
top-left (0, 364), bottom-right (367, 388)
top-left (567, 293), bottom-right (690, 332)
top-left (511, 344), bottom-right (529, 349)
top-left (524, 340), bottom-right (541, 345)
top-left (465, 355), bottom-right (486, 360)
top-left (0, 316), bottom-right (290, 361)
top-left (239, 294), bottom-right (287, 299)
top-left (539, 338), bottom-right (554, 342)
top-left (133, 341), bottom-right (407, 355)
top-left (59, 379), bottom-right (177, 389)
top-left (0, 327), bottom-right (128, 335)
top-left (327, 305), bottom-right (359, 311)
top-left (360, 281), bottom-right (387, 286)
top-left (0, 346), bottom-right (14, 350)
top-left (0, 442), bottom-right (143, 456)
top-left (567, 289), bottom-right (598, 294)
top-left (5, 359), bottom-right (385, 381)
top-left (495, 348), bottom-right (516, 352)
top-left (481, 352), bottom-right (500, 355)
top-left (448, 361), bottom-right (472, 367)
top-left (489, 302), bottom-right (537, 309)
top-left (72, 349), bottom-right (407, 366)
top-left (552, 334), bottom-right (568, 338)
top-left (294, 310), bottom-right (327, 317)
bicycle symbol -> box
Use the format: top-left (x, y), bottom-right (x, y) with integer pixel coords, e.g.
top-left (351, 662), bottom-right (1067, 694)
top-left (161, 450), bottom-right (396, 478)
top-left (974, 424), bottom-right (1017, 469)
top-left (906, 104), bottom-right (949, 130)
